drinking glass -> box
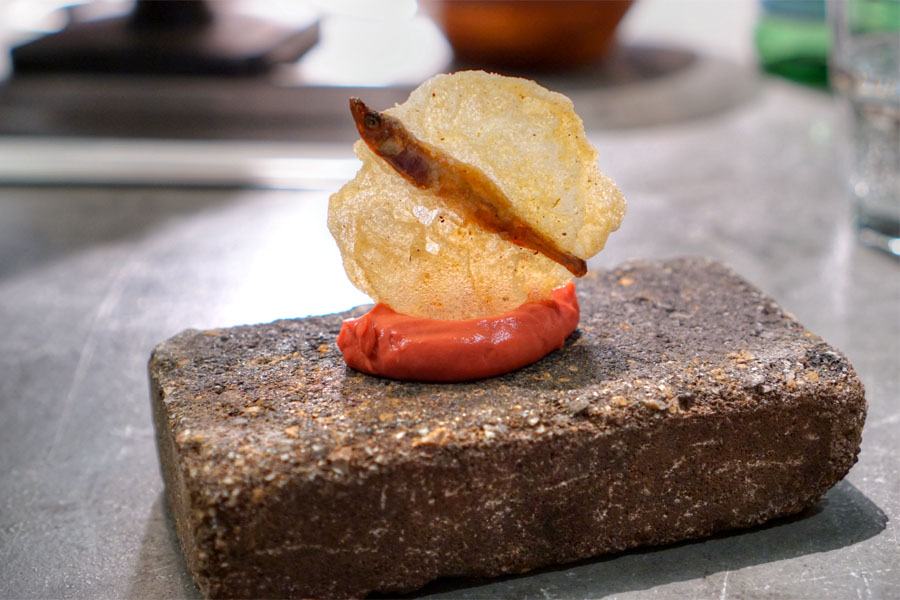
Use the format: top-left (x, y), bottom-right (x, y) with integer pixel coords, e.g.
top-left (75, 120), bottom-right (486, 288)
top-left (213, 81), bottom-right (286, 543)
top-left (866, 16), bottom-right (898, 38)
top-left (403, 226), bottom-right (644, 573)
top-left (830, 0), bottom-right (900, 255)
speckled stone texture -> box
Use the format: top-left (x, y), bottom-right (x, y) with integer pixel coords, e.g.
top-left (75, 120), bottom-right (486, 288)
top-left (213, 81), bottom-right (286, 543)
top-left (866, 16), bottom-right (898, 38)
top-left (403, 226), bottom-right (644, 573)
top-left (149, 257), bottom-right (866, 599)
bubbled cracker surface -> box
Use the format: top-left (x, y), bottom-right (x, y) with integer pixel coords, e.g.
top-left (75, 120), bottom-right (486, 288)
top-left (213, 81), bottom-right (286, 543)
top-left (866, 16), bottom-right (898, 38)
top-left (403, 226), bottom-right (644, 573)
top-left (328, 71), bottom-right (625, 320)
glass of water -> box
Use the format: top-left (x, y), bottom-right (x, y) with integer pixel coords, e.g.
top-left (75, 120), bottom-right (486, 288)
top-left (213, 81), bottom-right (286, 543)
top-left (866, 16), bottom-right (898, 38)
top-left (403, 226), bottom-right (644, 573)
top-left (830, 0), bottom-right (900, 256)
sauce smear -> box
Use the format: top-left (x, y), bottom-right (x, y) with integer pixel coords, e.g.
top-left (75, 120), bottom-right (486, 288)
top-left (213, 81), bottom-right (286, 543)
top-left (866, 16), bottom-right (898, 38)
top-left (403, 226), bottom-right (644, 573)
top-left (337, 283), bottom-right (579, 382)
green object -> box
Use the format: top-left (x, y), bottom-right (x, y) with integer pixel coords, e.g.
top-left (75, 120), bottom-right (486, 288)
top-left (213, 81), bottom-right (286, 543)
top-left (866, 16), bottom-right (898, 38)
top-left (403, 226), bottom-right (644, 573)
top-left (755, 11), bottom-right (832, 88)
top-left (849, 0), bottom-right (900, 32)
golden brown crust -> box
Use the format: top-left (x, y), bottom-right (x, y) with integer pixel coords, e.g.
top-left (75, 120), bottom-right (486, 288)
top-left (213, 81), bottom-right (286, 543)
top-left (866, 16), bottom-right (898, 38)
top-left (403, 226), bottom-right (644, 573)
top-left (329, 71), bottom-right (625, 319)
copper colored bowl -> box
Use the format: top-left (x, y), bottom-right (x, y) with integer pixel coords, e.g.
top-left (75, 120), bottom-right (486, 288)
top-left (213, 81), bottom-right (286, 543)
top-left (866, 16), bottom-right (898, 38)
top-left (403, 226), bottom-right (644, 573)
top-left (433, 0), bottom-right (634, 71)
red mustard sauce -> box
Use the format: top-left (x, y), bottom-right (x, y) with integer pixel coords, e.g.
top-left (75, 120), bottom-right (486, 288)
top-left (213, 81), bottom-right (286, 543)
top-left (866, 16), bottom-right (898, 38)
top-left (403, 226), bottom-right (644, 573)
top-left (337, 283), bottom-right (579, 382)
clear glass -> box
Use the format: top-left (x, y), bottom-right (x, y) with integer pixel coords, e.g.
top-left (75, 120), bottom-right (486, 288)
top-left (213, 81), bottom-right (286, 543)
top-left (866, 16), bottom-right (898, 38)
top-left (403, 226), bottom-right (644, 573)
top-left (830, 0), bottom-right (900, 256)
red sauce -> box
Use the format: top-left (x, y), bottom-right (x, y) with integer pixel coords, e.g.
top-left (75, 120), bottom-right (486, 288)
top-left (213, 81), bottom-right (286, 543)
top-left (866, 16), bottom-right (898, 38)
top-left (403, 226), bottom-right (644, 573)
top-left (337, 283), bottom-right (579, 382)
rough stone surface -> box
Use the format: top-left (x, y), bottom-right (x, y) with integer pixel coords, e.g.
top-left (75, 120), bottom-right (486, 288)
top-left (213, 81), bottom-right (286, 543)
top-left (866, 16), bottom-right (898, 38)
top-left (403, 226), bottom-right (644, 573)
top-left (148, 257), bottom-right (866, 599)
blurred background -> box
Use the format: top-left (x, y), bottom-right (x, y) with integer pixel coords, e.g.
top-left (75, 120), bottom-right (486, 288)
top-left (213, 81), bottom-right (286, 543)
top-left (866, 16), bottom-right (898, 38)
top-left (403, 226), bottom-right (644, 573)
top-left (0, 0), bottom-right (767, 188)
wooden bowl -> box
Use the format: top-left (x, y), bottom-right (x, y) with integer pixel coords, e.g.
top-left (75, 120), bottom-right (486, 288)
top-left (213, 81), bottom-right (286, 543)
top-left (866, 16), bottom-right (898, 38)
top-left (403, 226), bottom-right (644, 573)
top-left (432, 0), bottom-right (634, 71)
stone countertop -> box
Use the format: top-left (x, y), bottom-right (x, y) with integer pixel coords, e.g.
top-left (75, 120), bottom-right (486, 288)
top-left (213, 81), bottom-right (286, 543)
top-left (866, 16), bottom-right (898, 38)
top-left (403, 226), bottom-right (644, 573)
top-left (1, 67), bottom-right (898, 600)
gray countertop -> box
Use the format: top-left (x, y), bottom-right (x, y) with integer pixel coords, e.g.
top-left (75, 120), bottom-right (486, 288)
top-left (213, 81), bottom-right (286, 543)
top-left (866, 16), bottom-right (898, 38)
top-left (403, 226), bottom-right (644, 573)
top-left (1, 63), bottom-right (898, 600)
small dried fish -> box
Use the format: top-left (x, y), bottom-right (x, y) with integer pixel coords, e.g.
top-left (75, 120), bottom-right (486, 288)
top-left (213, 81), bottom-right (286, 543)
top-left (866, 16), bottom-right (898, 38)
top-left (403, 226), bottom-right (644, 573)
top-left (349, 98), bottom-right (587, 277)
